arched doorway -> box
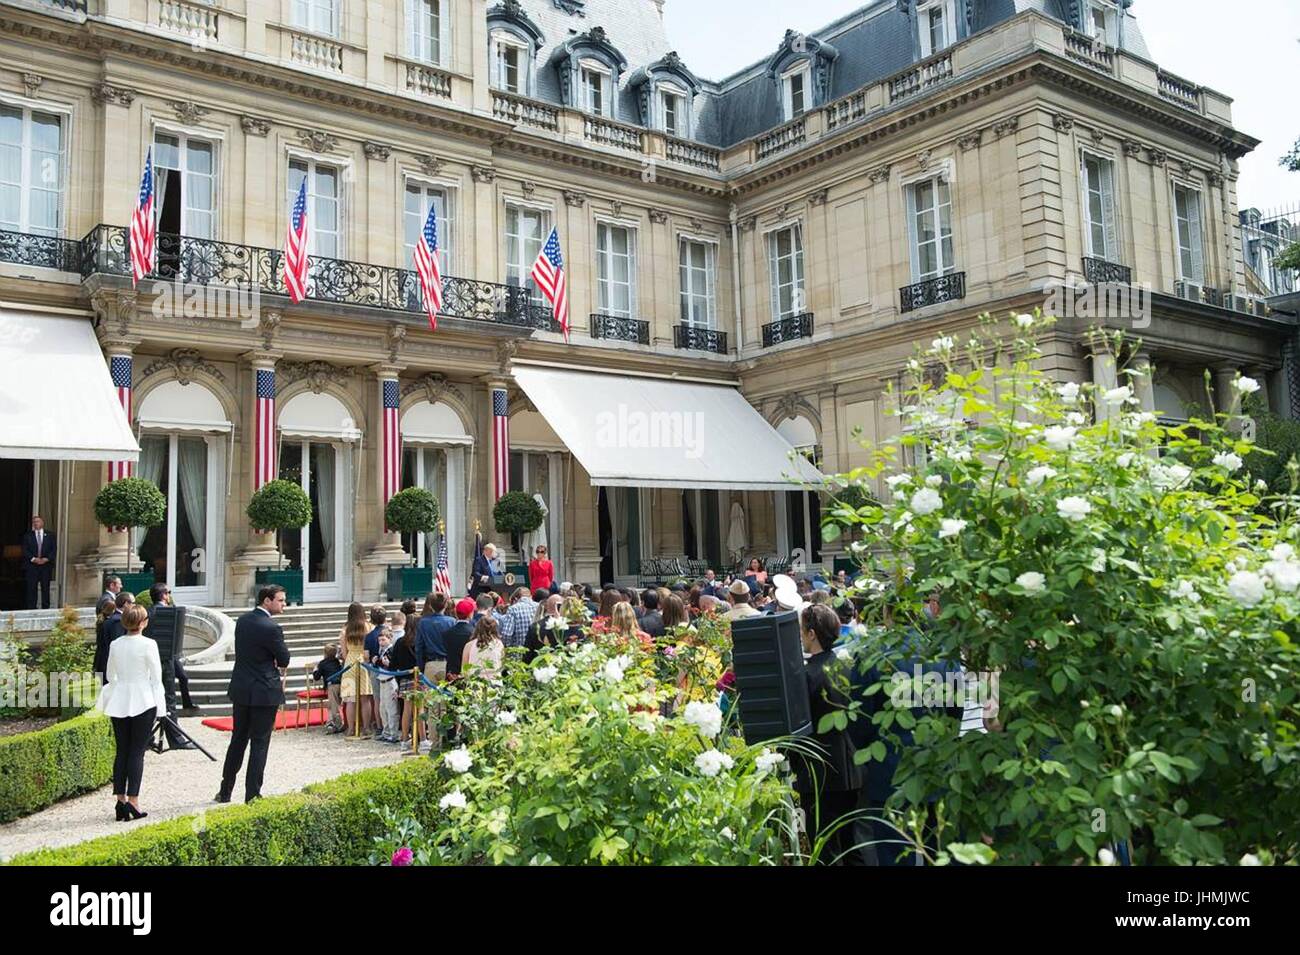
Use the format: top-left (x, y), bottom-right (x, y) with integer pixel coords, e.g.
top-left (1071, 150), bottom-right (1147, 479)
top-left (775, 415), bottom-right (822, 569)
top-left (401, 400), bottom-right (472, 594)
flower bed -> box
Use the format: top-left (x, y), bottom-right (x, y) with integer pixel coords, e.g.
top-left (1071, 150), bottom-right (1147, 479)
top-left (0, 712), bottom-right (115, 824)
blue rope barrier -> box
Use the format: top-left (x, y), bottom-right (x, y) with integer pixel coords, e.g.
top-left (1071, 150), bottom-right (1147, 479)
top-left (418, 674), bottom-right (456, 698)
top-left (322, 664), bottom-right (353, 686)
top-left (361, 661), bottom-right (414, 679)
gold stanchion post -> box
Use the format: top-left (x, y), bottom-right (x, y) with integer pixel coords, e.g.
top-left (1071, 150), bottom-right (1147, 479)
top-left (350, 663), bottom-right (362, 739)
top-left (411, 667), bottom-right (421, 756)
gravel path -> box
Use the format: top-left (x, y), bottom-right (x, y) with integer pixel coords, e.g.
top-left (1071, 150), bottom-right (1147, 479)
top-left (0, 716), bottom-right (412, 861)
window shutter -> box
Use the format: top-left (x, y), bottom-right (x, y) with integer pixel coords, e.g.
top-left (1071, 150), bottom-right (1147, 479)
top-left (1188, 191), bottom-right (1205, 285)
top-left (906, 184), bottom-right (921, 281)
top-left (438, 0), bottom-right (451, 68)
top-left (1101, 159), bottom-right (1117, 262)
top-left (767, 232), bottom-right (780, 320)
top-left (793, 223), bottom-right (806, 314)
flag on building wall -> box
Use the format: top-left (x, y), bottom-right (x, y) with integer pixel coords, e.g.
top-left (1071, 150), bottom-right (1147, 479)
top-left (434, 532), bottom-right (452, 596)
top-left (412, 203), bottom-right (443, 330)
top-left (284, 179), bottom-right (310, 303)
top-left (530, 227), bottom-right (570, 341)
top-left (492, 387), bottom-right (510, 501)
top-left (254, 368), bottom-right (277, 489)
top-left (128, 149), bottom-right (156, 287)
top-left (382, 378), bottom-right (401, 521)
top-left (108, 355), bottom-right (134, 481)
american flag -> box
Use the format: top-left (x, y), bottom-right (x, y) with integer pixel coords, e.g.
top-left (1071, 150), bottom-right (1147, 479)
top-left (254, 368), bottom-right (277, 489)
top-left (108, 355), bottom-right (134, 481)
top-left (434, 532), bottom-right (452, 596)
top-left (492, 387), bottom-right (509, 501)
top-left (530, 227), bottom-right (570, 341)
top-left (128, 149), bottom-right (156, 287)
top-left (412, 203), bottom-right (443, 330)
top-left (284, 179), bottom-right (310, 303)
top-left (382, 378), bottom-right (401, 520)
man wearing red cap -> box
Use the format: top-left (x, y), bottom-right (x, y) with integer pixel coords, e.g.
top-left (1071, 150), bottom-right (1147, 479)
top-left (444, 598), bottom-right (477, 681)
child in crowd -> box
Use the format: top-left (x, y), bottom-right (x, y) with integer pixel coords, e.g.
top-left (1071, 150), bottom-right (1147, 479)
top-left (374, 628), bottom-right (401, 743)
top-left (312, 643), bottom-right (344, 733)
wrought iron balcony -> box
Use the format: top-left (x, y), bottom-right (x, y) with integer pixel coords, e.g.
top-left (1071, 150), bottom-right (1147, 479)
top-left (1082, 256), bottom-right (1132, 285)
top-left (899, 272), bottom-right (966, 313)
top-left (0, 228), bottom-right (83, 272)
top-left (590, 313), bottom-right (649, 344)
top-left (761, 312), bottom-right (814, 347)
top-left (673, 323), bottom-right (728, 354)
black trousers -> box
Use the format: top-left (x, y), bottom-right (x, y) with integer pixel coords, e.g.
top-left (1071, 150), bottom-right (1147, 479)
top-left (220, 703), bottom-right (278, 802)
top-left (800, 787), bottom-right (861, 866)
top-left (25, 567), bottom-right (52, 610)
top-left (174, 657), bottom-right (194, 708)
top-left (111, 708), bottom-right (156, 798)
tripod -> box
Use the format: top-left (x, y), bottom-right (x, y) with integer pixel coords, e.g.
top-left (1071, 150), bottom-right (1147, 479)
top-left (150, 713), bottom-right (216, 761)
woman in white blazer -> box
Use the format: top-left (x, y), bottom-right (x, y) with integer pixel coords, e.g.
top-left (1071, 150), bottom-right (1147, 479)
top-left (97, 604), bottom-right (166, 821)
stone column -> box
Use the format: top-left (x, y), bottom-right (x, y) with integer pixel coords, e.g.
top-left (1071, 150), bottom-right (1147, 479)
top-left (360, 363), bottom-right (410, 598)
top-left (228, 349), bottom-right (284, 601)
top-left (1091, 351), bottom-right (1119, 422)
top-left (1245, 366), bottom-right (1272, 415)
top-left (1130, 352), bottom-right (1156, 415)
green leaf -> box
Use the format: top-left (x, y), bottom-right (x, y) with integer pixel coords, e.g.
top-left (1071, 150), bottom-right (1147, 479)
top-left (947, 842), bottom-right (996, 865)
top-left (1148, 751), bottom-right (1181, 783)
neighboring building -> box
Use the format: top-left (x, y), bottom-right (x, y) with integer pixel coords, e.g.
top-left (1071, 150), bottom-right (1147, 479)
top-left (0, 0), bottom-right (1292, 608)
top-left (1240, 207), bottom-right (1297, 299)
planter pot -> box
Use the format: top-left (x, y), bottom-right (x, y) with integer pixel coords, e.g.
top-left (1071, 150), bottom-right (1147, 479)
top-left (386, 566), bottom-right (434, 601)
top-left (114, 571), bottom-right (155, 597)
top-left (255, 568), bottom-right (304, 607)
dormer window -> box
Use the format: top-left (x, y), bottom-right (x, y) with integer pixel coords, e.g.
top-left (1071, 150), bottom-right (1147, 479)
top-left (782, 64), bottom-right (810, 120)
top-left (492, 32), bottom-right (528, 93)
top-left (580, 60), bottom-right (612, 116)
top-left (661, 87), bottom-right (685, 137)
top-left (918, 0), bottom-right (957, 57)
top-left (1088, 1), bottom-right (1116, 45)
top-left (487, 2), bottom-right (545, 97)
top-left (551, 27), bottom-right (628, 119)
top-left (629, 51), bottom-right (700, 136)
top-left (767, 29), bottom-right (837, 121)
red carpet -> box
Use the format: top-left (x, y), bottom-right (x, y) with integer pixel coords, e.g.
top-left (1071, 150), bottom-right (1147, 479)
top-left (202, 709), bottom-right (332, 732)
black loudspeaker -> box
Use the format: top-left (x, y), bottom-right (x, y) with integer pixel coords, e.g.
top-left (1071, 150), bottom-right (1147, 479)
top-left (147, 605), bottom-right (186, 713)
top-left (730, 610), bottom-right (812, 745)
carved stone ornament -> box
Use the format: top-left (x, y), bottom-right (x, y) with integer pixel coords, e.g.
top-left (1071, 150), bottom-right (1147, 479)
top-left (497, 341), bottom-right (517, 375)
top-left (1090, 126), bottom-right (1106, 144)
top-left (610, 200), bottom-right (625, 218)
top-left (739, 216), bottom-right (757, 232)
top-left (92, 290), bottom-right (139, 339)
top-left (563, 189), bottom-right (587, 207)
top-left (387, 322), bottom-right (407, 363)
top-left (363, 141), bottom-right (392, 161)
top-left (867, 164), bottom-right (891, 184)
top-left (588, 26), bottom-right (609, 45)
top-left (956, 132), bottom-right (981, 152)
top-left (298, 129), bottom-right (338, 154)
top-left (418, 372), bottom-right (449, 406)
top-left (471, 165), bottom-right (496, 183)
top-left (1147, 148), bottom-right (1168, 166)
top-left (808, 188), bottom-right (829, 206)
top-left (1208, 170), bottom-right (1226, 188)
top-left (173, 101), bottom-right (209, 126)
top-left (773, 393), bottom-right (803, 423)
top-left (689, 217), bottom-right (705, 232)
top-left (916, 149), bottom-right (933, 169)
top-left (552, 0), bottom-right (587, 17)
top-left (521, 180), bottom-right (537, 198)
top-left (413, 153), bottom-right (443, 177)
top-left (22, 73), bottom-right (42, 97)
top-left (91, 82), bottom-right (136, 108)
top-left (240, 116), bottom-right (271, 137)
top-left (259, 310), bottom-right (282, 350)
top-left (648, 208), bottom-right (669, 224)
top-left (139, 348), bottom-right (224, 386)
top-left (992, 117), bottom-right (1019, 138)
top-left (1052, 114), bottom-right (1074, 133)
top-left (281, 360), bottom-right (348, 394)
top-left (775, 202), bottom-right (793, 221)
top-left (1122, 139), bottom-right (1143, 158)
top-left (1178, 160), bottom-right (1196, 178)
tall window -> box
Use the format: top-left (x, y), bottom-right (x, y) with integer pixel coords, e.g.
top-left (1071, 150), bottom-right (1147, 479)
top-left (661, 88), bottom-right (685, 137)
top-left (1082, 153), bottom-right (1117, 261)
top-left (154, 132), bottom-right (215, 240)
top-left (408, 0), bottom-right (441, 65)
top-left (596, 222), bottom-right (636, 318)
top-left (288, 158), bottom-right (341, 258)
top-left (581, 63), bottom-right (611, 116)
top-left (1174, 184), bottom-right (1205, 285)
top-left (767, 225), bottom-right (806, 321)
top-left (492, 34), bottom-right (526, 94)
top-left (782, 66), bottom-right (808, 121)
top-left (918, 0), bottom-right (956, 57)
top-left (907, 176), bottom-right (955, 280)
top-left (293, 0), bottom-right (339, 37)
top-left (0, 104), bottom-right (64, 236)
top-left (506, 203), bottom-right (548, 296)
top-left (1088, 1), bottom-right (1115, 44)
top-left (403, 182), bottom-right (452, 273)
top-left (679, 238), bottom-right (716, 327)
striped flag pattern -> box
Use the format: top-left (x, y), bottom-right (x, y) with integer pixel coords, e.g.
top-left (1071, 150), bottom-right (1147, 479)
top-left (284, 178), bottom-right (310, 303)
top-left (254, 368), bottom-right (277, 489)
top-left (492, 387), bottom-right (510, 501)
top-left (412, 203), bottom-right (443, 331)
top-left (128, 149), bottom-right (156, 287)
top-left (108, 355), bottom-right (134, 481)
top-left (434, 532), bottom-right (452, 596)
top-left (382, 378), bottom-right (401, 521)
top-left (530, 227), bottom-right (570, 341)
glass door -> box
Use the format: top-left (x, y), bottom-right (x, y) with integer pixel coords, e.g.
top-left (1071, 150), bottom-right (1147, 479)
top-left (280, 439), bottom-right (344, 602)
top-left (135, 434), bottom-right (215, 605)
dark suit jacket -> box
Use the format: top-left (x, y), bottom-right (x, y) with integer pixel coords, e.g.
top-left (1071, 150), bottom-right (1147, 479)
top-left (227, 608), bottom-right (291, 707)
top-left (639, 610), bottom-right (665, 639)
top-left (21, 530), bottom-right (56, 575)
top-left (470, 554), bottom-right (495, 590)
top-left (794, 650), bottom-right (864, 798)
top-left (94, 614), bottom-right (123, 677)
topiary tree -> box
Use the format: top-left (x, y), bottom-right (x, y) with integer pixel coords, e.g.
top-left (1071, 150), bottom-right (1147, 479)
top-left (493, 491), bottom-right (545, 553)
top-left (385, 488), bottom-right (440, 563)
top-left (246, 479), bottom-right (313, 570)
top-left (93, 477), bottom-right (166, 574)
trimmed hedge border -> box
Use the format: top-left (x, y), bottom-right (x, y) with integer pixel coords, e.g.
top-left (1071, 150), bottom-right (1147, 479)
top-left (9, 759), bottom-right (444, 866)
top-left (0, 712), bottom-right (115, 824)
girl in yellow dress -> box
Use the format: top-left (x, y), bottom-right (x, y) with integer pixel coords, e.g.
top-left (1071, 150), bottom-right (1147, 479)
top-left (338, 603), bottom-right (372, 735)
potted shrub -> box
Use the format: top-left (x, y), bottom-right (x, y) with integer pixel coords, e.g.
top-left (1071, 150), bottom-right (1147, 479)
top-left (246, 479), bottom-right (313, 606)
top-left (492, 490), bottom-right (544, 561)
top-left (383, 487), bottom-right (440, 599)
top-left (94, 477), bottom-right (166, 588)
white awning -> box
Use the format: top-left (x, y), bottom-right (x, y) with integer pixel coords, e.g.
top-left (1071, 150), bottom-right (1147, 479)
top-left (512, 365), bottom-right (824, 492)
top-left (0, 309), bottom-right (140, 462)
top-left (279, 391), bottom-right (360, 441)
top-left (137, 380), bottom-right (232, 433)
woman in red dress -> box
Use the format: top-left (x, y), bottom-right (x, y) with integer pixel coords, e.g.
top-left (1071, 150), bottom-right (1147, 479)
top-left (528, 545), bottom-right (555, 593)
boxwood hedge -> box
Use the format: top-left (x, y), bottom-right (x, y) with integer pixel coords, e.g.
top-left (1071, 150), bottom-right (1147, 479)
top-left (0, 712), bottom-right (115, 824)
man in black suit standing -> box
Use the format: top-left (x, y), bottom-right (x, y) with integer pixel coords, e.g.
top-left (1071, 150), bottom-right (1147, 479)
top-left (217, 585), bottom-right (290, 804)
top-left (22, 515), bottom-right (56, 609)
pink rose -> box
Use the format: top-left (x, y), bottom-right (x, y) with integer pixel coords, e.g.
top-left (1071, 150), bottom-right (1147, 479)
top-left (391, 847), bottom-right (414, 867)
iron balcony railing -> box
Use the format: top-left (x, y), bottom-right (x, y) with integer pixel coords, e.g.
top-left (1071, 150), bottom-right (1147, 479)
top-left (1082, 256), bottom-right (1133, 285)
top-left (590, 313), bottom-right (649, 344)
top-left (900, 271), bottom-right (966, 313)
top-left (761, 312), bottom-right (814, 347)
top-left (673, 323), bottom-right (728, 354)
top-left (0, 227), bottom-right (83, 272)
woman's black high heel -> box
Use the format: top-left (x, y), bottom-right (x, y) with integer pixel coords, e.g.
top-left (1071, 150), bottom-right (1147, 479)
top-left (123, 803), bottom-right (148, 821)
top-left (115, 802), bottom-right (128, 822)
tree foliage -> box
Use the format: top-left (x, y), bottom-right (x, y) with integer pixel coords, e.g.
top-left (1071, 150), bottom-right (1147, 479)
top-left (493, 491), bottom-right (545, 536)
top-left (384, 487), bottom-right (440, 536)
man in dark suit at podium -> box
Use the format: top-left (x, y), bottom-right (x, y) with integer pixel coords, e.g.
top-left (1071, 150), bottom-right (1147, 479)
top-left (217, 585), bottom-right (290, 804)
top-left (22, 515), bottom-right (56, 609)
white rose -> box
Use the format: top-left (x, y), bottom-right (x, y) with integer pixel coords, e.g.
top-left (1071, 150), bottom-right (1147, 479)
top-left (1016, 572), bottom-right (1047, 594)
top-left (533, 665), bottom-right (559, 685)
top-left (1066, 412), bottom-right (1087, 426)
top-left (694, 749), bottom-right (735, 778)
top-left (1256, 479), bottom-right (1269, 493)
top-left (1173, 580), bottom-right (1201, 604)
top-left (1240, 853), bottom-right (1261, 866)
top-left (930, 336), bottom-right (955, 353)
top-left (885, 473), bottom-right (912, 489)
top-left (1212, 452), bottom-right (1243, 472)
top-left (438, 789), bottom-right (467, 811)
top-left (1043, 426), bottom-right (1079, 452)
top-left (910, 487), bottom-right (943, 516)
top-left (908, 358), bottom-right (922, 372)
top-left (1097, 848), bottom-right (1116, 866)
top-left (495, 710), bottom-right (518, 727)
top-left (444, 747), bottom-right (474, 774)
top-left (720, 827), bottom-right (735, 841)
top-left (939, 519), bottom-right (968, 540)
top-left (1116, 452), bottom-right (1135, 468)
top-left (1013, 420), bottom-right (1037, 432)
top-left (1056, 496), bottom-right (1092, 522)
top-left (1233, 376), bottom-right (1260, 395)
top-left (755, 748), bottom-right (786, 775)
top-left (1058, 382), bottom-right (1081, 403)
top-left (682, 700), bottom-right (723, 739)
top-left (1150, 463), bottom-right (1192, 491)
top-left (1103, 385), bottom-right (1134, 407)
top-left (1270, 543), bottom-right (1296, 561)
top-left (602, 659), bottom-right (627, 684)
top-left (1025, 466), bottom-right (1057, 488)
top-left (949, 447), bottom-right (973, 463)
top-left (1227, 571), bottom-right (1267, 607)
top-left (925, 474), bottom-right (944, 488)
top-left (1015, 313), bottom-right (1035, 329)
top-left (1264, 560), bottom-right (1300, 593)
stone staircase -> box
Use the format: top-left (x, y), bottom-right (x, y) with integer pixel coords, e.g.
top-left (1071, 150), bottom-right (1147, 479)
top-left (183, 603), bottom-right (403, 718)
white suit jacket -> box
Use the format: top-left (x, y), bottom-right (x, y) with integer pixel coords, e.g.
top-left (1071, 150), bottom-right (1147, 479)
top-left (97, 633), bottom-right (167, 719)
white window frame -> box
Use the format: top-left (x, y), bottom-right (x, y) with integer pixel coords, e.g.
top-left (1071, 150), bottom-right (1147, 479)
top-left (595, 219), bottom-right (638, 319)
top-left (659, 83), bottom-right (688, 138)
top-left (491, 30), bottom-right (529, 95)
top-left (406, 0), bottom-right (450, 67)
top-left (152, 128), bottom-right (219, 241)
top-left (402, 177), bottom-right (454, 275)
top-left (579, 59), bottom-right (613, 117)
top-left (1087, 1), bottom-right (1117, 45)
top-left (906, 174), bottom-right (956, 281)
top-left (917, 0), bottom-right (958, 58)
top-left (1080, 149), bottom-right (1117, 263)
top-left (505, 200), bottom-right (551, 297)
top-left (766, 223), bottom-right (806, 321)
top-left (0, 98), bottom-right (67, 238)
top-left (292, 0), bottom-right (340, 38)
top-left (780, 62), bottom-right (810, 121)
top-left (678, 236), bottom-right (717, 328)
top-left (288, 154), bottom-right (345, 260)
top-left (1173, 183), bottom-right (1205, 286)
